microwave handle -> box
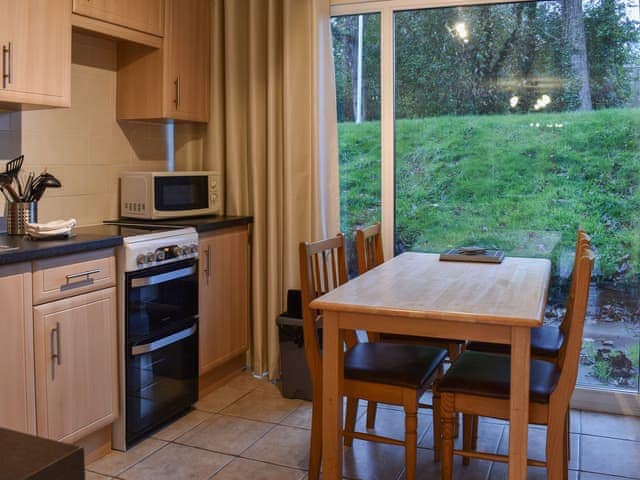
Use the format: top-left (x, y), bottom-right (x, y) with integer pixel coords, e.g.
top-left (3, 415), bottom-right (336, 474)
top-left (131, 322), bottom-right (198, 356)
top-left (130, 264), bottom-right (196, 288)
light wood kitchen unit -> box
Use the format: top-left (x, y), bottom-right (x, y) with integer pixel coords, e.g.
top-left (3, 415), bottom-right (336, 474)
top-left (198, 226), bottom-right (250, 375)
top-left (0, 263), bottom-right (36, 435)
top-left (72, 0), bottom-right (164, 37)
top-left (117, 0), bottom-right (210, 122)
top-left (33, 287), bottom-right (118, 443)
top-left (0, 0), bottom-right (71, 108)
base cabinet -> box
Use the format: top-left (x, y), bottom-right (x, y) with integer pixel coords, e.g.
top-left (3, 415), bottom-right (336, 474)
top-left (199, 227), bottom-right (249, 374)
top-left (33, 287), bottom-right (118, 443)
top-left (0, 263), bottom-right (35, 434)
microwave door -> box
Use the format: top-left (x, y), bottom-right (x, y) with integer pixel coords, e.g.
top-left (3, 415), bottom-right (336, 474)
top-left (154, 176), bottom-right (209, 212)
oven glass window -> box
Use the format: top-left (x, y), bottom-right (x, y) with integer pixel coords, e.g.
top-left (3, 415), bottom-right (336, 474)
top-left (126, 259), bottom-right (198, 345)
top-left (155, 176), bottom-right (209, 211)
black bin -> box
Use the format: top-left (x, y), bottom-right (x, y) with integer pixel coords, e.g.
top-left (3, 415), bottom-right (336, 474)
top-left (277, 290), bottom-right (321, 401)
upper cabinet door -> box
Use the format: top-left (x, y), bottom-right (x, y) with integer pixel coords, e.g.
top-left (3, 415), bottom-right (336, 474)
top-left (0, 0), bottom-right (70, 108)
top-left (72, 0), bottom-right (164, 37)
top-left (164, 0), bottom-right (210, 122)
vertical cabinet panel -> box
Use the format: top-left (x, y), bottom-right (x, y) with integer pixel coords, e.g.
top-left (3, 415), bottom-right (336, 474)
top-left (199, 227), bottom-right (249, 374)
top-left (34, 288), bottom-right (118, 443)
top-left (0, 0), bottom-right (70, 107)
top-left (0, 263), bottom-right (35, 434)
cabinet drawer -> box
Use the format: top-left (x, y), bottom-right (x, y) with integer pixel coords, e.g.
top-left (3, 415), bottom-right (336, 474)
top-left (32, 249), bottom-right (116, 305)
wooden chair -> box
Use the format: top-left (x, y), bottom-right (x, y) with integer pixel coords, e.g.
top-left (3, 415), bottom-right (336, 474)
top-left (434, 244), bottom-right (595, 480)
top-left (466, 230), bottom-right (591, 362)
top-left (299, 233), bottom-right (448, 480)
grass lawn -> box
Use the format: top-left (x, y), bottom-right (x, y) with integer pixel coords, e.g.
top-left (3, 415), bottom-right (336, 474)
top-left (339, 108), bottom-right (640, 282)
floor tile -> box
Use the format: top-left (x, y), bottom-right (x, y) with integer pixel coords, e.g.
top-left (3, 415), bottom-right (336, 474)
top-left (498, 427), bottom-right (579, 470)
top-left (415, 447), bottom-right (492, 480)
top-left (342, 439), bottom-right (406, 480)
top-left (242, 425), bottom-right (310, 470)
top-left (196, 384), bottom-right (253, 413)
top-left (175, 414), bottom-right (273, 455)
top-left (488, 463), bottom-right (579, 480)
top-left (84, 472), bottom-right (112, 480)
top-left (211, 457), bottom-right (306, 479)
top-left (354, 404), bottom-right (431, 444)
top-left (225, 371), bottom-right (275, 392)
top-left (420, 416), bottom-right (505, 452)
top-left (221, 388), bottom-right (303, 423)
top-left (570, 409), bottom-right (581, 433)
top-left (580, 472), bottom-right (638, 480)
top-left (87, 438), bottom-right (167, 477)
top-left (281, 402), bottom-right (313, 429)
top-left (151, 409), bottom-right (212, 441)
top-left (119, 443), bottom-right (232, 480)
top-left (581, 411), bottom-right (640, 442)
top-left (580, 434), bottom-right (640, 478)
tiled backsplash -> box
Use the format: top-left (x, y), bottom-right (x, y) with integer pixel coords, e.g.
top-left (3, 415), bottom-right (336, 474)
top-left (0, 31), bottom-right (206, 226)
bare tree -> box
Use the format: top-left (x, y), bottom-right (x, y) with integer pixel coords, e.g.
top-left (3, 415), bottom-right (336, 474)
top-left (562, 0), bottom-right (592, 110)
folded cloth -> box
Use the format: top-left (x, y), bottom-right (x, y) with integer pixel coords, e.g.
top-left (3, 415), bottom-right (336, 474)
top-left (27, 228), bottom-right (74, 239)
top-left (26, 218), bottom-right (76, 233)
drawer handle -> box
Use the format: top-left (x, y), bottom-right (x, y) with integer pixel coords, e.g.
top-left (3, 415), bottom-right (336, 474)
top-left (2, 42), bottom-right (12, 88)
top-left (65, 269), bottom-right (101, 283)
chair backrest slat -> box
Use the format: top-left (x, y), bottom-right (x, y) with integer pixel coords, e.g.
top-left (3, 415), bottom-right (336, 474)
top-left (356, 222), bottom-right (384, 274)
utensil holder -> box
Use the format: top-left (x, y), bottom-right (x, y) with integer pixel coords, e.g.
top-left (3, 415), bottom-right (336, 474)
top-left (7, 202), bottom-right (37, 235)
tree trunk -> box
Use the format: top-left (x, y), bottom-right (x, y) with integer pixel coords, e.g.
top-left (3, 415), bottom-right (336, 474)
top-left (562, 0), bottom-right (592, 110)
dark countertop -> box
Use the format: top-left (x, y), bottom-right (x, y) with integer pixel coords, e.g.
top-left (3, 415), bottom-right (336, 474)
top-left (0, 216), bottom-right (252, 267)
top-left (0, 225), bottom-right (123, 266)
top-left (0, 427), bottom-right (84, 480)
top-left (103, 215), bottom-right (253, 233)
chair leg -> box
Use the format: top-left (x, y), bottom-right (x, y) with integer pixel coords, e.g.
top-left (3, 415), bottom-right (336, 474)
top-left (404, 400), bottom-right (418, 480)
top-left (344, 397), bottom-right (358, 447)
top-left (309, 394), bottom-right (323, 480)
top-left (546, 411), bottom-right (567, 480)
top-left (432, 387), bottom-right (441, 462)
top-left (462, 414), bottom-right (474, 466)
top-left (366, 401), bottom-right (378, 429)
top-left (440, 393), bottom-right (456, 480)
top-left (472, 415), bottom-right (479, 450)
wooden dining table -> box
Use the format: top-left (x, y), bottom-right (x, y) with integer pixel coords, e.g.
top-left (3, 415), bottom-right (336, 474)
top-left (310, 252), bottom-right (551, 480)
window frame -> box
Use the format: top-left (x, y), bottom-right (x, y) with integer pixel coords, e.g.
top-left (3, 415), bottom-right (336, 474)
top-left (330, 0), bottom-right (640, 415)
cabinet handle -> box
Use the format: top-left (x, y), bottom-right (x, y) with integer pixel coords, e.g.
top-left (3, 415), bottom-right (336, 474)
top-left (65, 269), bottom-right (100, 283)
top-left (174, 76), bottom-right (181, 108)
top-left (204, 245), bottom-right (211, 284)
top-left (50, 321), bottom-right (61, 380)
top-left (2, 42), bottom-right (11, 88)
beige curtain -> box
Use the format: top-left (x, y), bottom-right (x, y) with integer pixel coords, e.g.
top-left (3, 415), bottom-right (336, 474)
top-left (207, 0), bottom-right (340, 378)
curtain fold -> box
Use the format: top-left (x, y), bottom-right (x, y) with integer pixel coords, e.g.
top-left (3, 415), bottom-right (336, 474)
top-left (207, 0), bottom-right (339, 378)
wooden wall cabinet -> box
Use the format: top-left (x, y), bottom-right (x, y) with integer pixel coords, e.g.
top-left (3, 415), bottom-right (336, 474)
top-left (199, 226), bottom-right (250, 374)
top-left (0, 0), bottom-right (71, 108)
top-left (0, 263), bottom-right (36, 435)
top-left (72, 0), bottom-right (164, 37)
top-left (33, 287), bottom-right (118, 443)
top-left (117, 0), bottom-right (210, 122)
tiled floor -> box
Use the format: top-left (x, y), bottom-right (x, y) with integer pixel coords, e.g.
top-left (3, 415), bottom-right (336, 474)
top-left (87, 372), bottom-right (640, 480)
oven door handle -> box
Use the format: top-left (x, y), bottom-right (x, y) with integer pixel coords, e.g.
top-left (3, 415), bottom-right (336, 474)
top-left (131, 322), bottom-right (198, 356)
top-left (130, 264), bottom-right (197, 288)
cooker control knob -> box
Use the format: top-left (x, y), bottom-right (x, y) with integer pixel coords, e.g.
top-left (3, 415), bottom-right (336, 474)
top-left (155, 250), bottom-right (166, 262)
top-left (172, 246), bottom-right (183, 257)
top-left (146, 252), bottom-right (155, 263)
top-left (189, 244), bottom-right (198, 254)
top-left (136, 254), bottom-right (146, 266)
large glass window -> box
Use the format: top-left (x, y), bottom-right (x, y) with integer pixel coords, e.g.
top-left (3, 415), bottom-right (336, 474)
top-left (332, 13), bottom-right (381, 276)
top-left (333, 0), bottom-right (640, 393)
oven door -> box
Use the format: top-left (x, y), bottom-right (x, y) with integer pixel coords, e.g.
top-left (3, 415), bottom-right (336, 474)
top-left (125, 258), bottom-right (199, 445)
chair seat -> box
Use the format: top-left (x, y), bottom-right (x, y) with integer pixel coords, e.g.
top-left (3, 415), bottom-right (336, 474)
top-left (437, 350), bottom-right (560, 404)
top-left (466, 325), bottom-right (564, 359)
top-left (345, 342), bottom-right (447, 389)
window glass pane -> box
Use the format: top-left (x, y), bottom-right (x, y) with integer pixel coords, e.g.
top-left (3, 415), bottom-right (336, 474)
top-left (332, 13), bottom-right (381, 276)
top-left (393, 1), bottom-right (640, 391)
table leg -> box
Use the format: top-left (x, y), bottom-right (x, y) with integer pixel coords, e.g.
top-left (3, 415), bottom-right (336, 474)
top-left (509, 326), bottom-right (531, 480)
top-left (322, 311), bottom-right (343, 479)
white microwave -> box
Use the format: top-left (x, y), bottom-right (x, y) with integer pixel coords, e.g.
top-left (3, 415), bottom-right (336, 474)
top-left (120, 171), bottom-right (223, 219)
